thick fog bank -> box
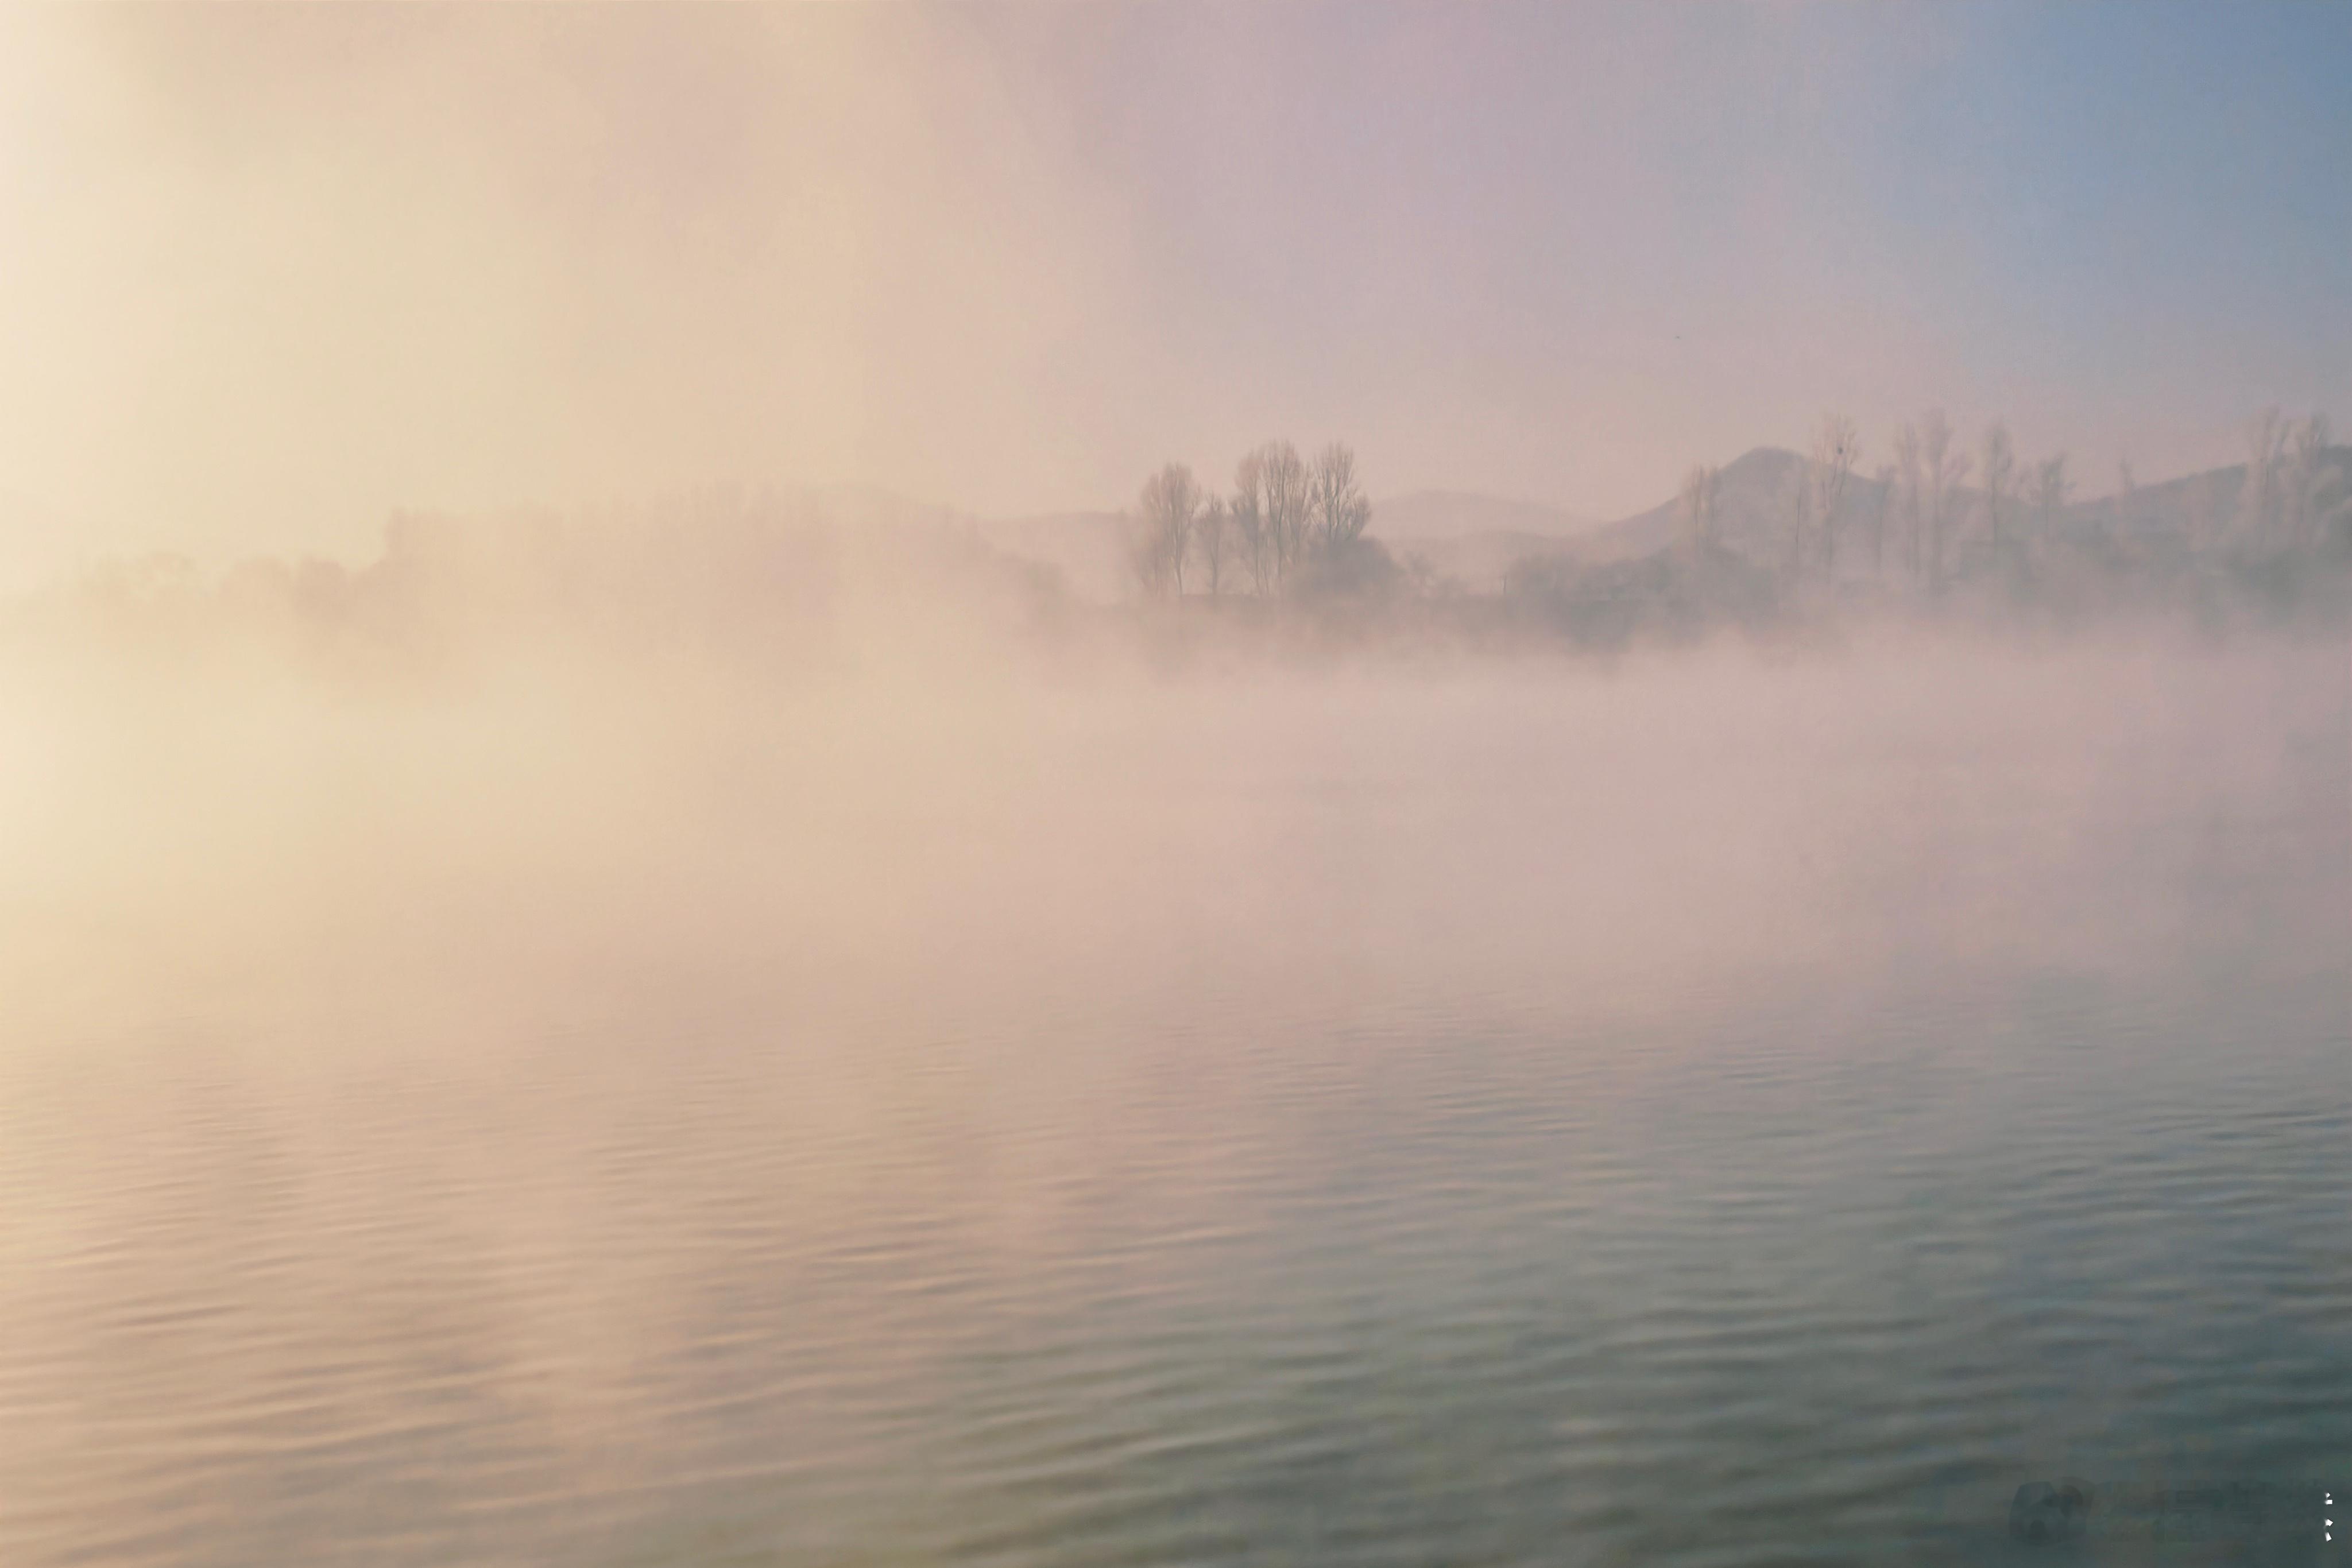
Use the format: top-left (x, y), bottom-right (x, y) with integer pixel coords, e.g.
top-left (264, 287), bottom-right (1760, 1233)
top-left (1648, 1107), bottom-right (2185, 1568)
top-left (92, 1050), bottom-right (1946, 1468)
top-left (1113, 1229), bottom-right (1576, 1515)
top-left (3, 594), bottom-right (2342, 1069)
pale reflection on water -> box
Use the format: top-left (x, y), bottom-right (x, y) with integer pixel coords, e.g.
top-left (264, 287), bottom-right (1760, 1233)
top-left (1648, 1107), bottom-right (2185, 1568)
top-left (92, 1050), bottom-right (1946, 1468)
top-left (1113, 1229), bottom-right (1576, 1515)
top-left (2, 640), bottom-right (2347, 1565)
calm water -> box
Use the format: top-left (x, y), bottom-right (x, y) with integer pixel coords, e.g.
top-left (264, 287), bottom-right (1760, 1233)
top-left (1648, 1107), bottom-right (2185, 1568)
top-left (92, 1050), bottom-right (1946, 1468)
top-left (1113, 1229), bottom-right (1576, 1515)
top-left (3, 639), bottom-right (2347, 1565)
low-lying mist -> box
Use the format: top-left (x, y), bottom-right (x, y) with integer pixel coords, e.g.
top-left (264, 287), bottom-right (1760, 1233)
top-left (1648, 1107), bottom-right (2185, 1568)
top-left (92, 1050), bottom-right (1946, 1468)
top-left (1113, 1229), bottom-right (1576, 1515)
top-left (5, 506), bottom-right (2342, 1074)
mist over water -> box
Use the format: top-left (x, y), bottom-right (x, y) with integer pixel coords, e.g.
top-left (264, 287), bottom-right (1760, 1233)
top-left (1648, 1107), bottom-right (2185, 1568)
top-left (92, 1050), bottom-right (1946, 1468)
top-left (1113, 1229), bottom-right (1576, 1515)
top-left (4, 3), bottom-right (2350, 1559)
top-left (0, 3), bottom-right (2342, 1561)
top-left (3, 617), bottom-right (2345, 1565)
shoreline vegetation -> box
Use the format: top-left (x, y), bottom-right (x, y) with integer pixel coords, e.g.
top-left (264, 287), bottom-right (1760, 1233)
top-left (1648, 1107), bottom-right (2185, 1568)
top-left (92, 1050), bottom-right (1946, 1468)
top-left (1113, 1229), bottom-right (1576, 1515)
top-left (9, 412), bottom-right (2349, 682)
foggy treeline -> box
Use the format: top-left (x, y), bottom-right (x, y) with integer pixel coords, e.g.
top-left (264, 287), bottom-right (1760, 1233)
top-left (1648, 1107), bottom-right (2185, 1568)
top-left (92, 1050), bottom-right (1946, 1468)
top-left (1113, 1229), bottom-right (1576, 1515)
top-left (0, 491), bottom-right (1069, 686)
top-left (1120, 408), bottom-right (2351, 656)
top-left (7, 408), bottom-right (2349, 688)
top-left (1128, 441), bottom-right (1382, 603)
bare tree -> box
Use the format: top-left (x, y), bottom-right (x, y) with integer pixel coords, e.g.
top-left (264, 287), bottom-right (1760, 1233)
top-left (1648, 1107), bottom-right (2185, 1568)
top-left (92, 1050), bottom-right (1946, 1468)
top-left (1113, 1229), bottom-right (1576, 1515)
top-left (1249, 440), bottom-right (1312, 590)
top-left (1194, 494), bottom-right (1231, 597)
top-left (1232, 450), bottom-right (1271, 595)
top-left (2284, 413), bottom-right (2338, 548)
top-left (2032, 454), bottom-right (2072, 543)
top-left (1130, 462), bottom-right (1201, 601)
top-left (1892, 424), bottom-right (1923, 583)
top-left (1307, 442), bottom-right (1372, 557)
top-left (1869, 462), bottom-right (1895, 579)
top-left (2238, 406), bottom-right (2284, 546)
top-left (1678, 464), bottom-right (1722, 551)
top-left (1978, 423), bottom-right (2016, 554)
top-left (1917, 409), bottom-right (1972, 589)
top-left (1810, 413), bottom-right (1859, 577)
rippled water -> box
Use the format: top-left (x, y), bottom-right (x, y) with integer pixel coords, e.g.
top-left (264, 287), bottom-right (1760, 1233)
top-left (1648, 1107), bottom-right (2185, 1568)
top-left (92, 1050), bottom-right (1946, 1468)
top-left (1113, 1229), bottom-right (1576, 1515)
top-left (3, 639), bottom-right (2347, 1565)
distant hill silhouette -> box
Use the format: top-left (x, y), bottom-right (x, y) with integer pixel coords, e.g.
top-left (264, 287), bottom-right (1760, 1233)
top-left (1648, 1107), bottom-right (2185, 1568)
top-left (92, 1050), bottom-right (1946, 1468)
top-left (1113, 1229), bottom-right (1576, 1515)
top-left (1352, 444), bottom-right (2352, 591)
top-left (1579, 448), bottom-right (1819, 563)
top-left (1368, 450), bottom-right (1844, 590)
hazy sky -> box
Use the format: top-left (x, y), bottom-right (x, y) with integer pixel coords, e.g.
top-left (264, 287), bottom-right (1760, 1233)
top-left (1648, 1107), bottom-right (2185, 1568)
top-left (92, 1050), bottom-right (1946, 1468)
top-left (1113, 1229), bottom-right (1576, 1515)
top-left (2, 1), bottom-right (2346, 581)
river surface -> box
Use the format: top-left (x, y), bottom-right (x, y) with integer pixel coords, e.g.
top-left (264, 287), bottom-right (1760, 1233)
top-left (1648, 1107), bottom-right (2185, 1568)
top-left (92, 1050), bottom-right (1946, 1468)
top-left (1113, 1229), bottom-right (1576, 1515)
top-left (2, 636), bottom-right (2346, 1564)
